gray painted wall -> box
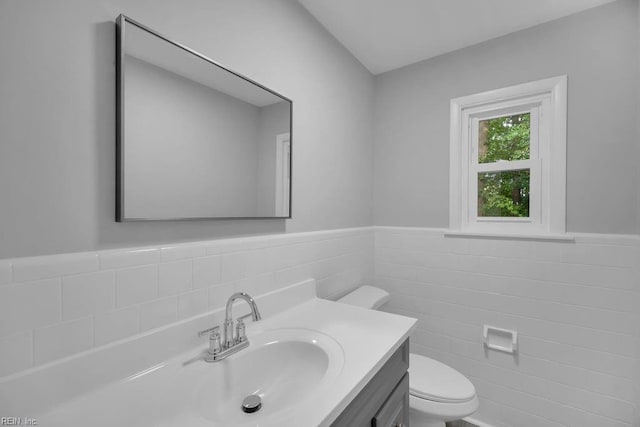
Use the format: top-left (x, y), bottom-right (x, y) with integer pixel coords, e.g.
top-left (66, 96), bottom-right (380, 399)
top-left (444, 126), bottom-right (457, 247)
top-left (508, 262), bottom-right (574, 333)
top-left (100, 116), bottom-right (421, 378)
top-left (373, 0), bottom-right (639, 234)
top-left (0, 0), bottom-right (374, 259)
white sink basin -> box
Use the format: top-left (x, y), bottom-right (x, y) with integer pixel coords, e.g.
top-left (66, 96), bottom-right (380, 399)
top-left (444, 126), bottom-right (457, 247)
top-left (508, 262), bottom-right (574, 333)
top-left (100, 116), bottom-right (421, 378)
top-left (195, 328), bottom-right (344, 425)
top-left (37, 328), bottom-right (344, 427)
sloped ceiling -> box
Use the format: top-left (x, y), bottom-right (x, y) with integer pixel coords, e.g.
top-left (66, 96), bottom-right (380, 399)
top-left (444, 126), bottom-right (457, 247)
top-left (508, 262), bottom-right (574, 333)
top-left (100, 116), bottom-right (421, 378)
top-left (297, 0), bottom-right (619, 74)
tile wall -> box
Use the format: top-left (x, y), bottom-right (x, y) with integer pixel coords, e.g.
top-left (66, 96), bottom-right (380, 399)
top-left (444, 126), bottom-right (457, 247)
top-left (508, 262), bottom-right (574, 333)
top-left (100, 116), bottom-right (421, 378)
top-left (0, 227), bottom-right (372, 377)
top-left (375, 226), bottom-right (639, 427)
top-left (2, 224), bottom-right (638, 427)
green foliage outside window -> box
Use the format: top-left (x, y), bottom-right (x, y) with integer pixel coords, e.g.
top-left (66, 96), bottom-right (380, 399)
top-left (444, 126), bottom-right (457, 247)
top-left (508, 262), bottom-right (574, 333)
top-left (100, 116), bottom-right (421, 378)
top-left (477, 114), bottom-right (530, 217)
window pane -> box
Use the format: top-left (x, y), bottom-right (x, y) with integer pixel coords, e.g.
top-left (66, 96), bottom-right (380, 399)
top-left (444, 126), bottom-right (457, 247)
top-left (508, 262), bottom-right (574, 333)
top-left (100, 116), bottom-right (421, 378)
top-left (478, 113), bottom-right (530, 164)
top-left (478, 170), bottom-right (530, 217)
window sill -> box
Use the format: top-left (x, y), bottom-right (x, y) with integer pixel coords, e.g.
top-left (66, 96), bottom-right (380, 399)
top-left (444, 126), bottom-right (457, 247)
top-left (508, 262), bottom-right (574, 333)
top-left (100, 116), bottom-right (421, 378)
top-left (444, 230), bottom-right (575, 243)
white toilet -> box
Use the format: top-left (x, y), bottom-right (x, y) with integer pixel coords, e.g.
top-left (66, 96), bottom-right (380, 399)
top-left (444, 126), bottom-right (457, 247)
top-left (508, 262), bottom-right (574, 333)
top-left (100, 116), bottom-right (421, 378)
top-left (338, 286), bottom-right (479, 427)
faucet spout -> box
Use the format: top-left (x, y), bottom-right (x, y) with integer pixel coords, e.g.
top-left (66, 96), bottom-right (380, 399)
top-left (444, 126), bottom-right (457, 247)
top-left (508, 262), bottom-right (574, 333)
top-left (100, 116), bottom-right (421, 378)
top-left (225, 292), bottom-right (261, 321)
top-left (223, 292), bottom-right (261, 348)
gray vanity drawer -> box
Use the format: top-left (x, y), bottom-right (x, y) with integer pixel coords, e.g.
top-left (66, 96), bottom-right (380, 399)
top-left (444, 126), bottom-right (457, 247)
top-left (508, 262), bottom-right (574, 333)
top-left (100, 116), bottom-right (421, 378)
top-left (372, 372), bottom-right (409, 427)
top-left (330, 339), bottom-right (409, 427)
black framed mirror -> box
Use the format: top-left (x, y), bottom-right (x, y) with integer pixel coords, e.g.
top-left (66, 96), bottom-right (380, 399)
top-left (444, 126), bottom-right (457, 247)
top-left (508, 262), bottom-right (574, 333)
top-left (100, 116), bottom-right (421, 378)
top-left (116, 15), bottom-right (292, 221)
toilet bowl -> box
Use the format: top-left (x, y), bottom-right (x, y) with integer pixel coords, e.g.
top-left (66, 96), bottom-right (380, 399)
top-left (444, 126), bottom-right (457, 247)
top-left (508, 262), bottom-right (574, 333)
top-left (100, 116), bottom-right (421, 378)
top-left (337, 286), bottom-right (479, 427)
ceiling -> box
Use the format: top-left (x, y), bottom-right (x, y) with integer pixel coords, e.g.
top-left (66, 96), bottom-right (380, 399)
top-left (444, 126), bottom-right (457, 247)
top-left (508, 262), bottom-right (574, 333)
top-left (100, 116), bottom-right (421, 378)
top-left (297, 0), bottom-right (618, 75)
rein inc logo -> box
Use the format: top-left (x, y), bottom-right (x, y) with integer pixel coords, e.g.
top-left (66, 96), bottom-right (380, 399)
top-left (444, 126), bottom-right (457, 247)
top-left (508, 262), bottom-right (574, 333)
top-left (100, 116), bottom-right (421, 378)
top-left (1, 418), bottom-right (38, 426)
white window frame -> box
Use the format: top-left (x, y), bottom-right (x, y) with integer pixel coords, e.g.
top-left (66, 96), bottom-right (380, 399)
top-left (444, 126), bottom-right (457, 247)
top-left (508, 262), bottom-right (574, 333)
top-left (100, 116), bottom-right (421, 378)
top-left (449, 76), bottom-right (567, 236)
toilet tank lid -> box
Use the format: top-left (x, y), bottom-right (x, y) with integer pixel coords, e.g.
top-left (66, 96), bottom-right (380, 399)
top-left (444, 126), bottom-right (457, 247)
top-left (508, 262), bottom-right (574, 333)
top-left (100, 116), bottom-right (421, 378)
top-left (337, 286), bottom-right (390, 309)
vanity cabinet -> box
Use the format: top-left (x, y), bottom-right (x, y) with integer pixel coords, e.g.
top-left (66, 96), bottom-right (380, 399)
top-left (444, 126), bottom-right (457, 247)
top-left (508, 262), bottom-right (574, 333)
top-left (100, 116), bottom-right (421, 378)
top-left (373, 373), bottom-right (409, 427)
top-left (331, 339), bottom-right (410, 427)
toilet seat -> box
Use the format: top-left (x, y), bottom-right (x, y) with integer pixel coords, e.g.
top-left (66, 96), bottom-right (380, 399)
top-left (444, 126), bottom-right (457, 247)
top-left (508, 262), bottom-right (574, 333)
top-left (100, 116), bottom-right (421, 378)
top-left (410, 393), bottom-right (479, 424)
top-left (409, 354), bottom-right (476, 404)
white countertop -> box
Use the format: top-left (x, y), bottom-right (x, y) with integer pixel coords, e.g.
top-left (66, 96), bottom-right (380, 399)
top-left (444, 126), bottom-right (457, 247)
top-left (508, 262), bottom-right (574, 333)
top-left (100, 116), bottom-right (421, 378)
top-left (251, 298), bottom-right (417, 426)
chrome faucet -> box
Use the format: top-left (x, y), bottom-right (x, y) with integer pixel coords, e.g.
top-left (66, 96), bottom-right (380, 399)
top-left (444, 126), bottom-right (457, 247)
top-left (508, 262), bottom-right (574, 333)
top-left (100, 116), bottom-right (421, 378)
top-left (224, 292), bottom-right (261, 347)
top-left (197, 292), bottom-right (261, 362)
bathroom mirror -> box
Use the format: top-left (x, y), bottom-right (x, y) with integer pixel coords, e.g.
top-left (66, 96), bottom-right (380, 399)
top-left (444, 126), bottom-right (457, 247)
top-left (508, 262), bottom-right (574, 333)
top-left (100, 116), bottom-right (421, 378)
top-left (116, 15), bottom-right (292, 221)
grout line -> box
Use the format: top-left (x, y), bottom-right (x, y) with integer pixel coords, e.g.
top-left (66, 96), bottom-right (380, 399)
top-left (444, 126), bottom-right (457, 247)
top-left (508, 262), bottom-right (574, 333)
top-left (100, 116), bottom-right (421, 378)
top-left (389, 302), bottom-right (636, 367)
top-left (375, 249), bottom-right (634, 283)
top-left (380, 276), bottom-right (637, 336)
top-left (375, 244), bottom-right (637, 268)
top-left (384, 283), bottom-right (636, 342)
top-left (410, 326), bottom-right (635, 402)
top-left (383, 267), bottom-right (640, 314)
top-left (406, 310), bottom-right (634, 382)
top-left (465, 371), bottom-right (634, 425)
top-left (414, 341), bottom-right (634, 425)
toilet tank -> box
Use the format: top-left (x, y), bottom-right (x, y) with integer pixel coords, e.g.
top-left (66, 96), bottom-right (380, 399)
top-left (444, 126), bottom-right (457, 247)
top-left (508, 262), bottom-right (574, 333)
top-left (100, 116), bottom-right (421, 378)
top-left (337, 286), bottom-right (390, 310)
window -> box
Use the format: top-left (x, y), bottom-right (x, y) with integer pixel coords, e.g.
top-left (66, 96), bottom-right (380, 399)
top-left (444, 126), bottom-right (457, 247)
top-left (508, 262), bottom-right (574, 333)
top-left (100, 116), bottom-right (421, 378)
top-left (449, 76), bottom-right (567, 236)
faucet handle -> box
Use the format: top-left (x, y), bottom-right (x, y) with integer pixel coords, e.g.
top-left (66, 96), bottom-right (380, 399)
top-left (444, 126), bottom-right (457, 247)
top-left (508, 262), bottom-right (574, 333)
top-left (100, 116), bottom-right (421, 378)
top-left (235, 314), bottom-right (253, 343)
top-left (198, 325), bottom-right (220, 338)
top-left (198, 326), bottom-right (222, 358)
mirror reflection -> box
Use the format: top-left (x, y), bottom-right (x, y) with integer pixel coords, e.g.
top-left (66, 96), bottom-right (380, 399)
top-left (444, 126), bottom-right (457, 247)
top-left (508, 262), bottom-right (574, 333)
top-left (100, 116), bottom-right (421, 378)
top-left (117, 15), bottom-right (292, 221)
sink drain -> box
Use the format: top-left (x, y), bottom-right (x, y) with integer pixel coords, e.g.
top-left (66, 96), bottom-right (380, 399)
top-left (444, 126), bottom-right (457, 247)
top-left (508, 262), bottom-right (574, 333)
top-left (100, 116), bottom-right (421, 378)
top-left (241, 394), bottom-right (262, 414)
